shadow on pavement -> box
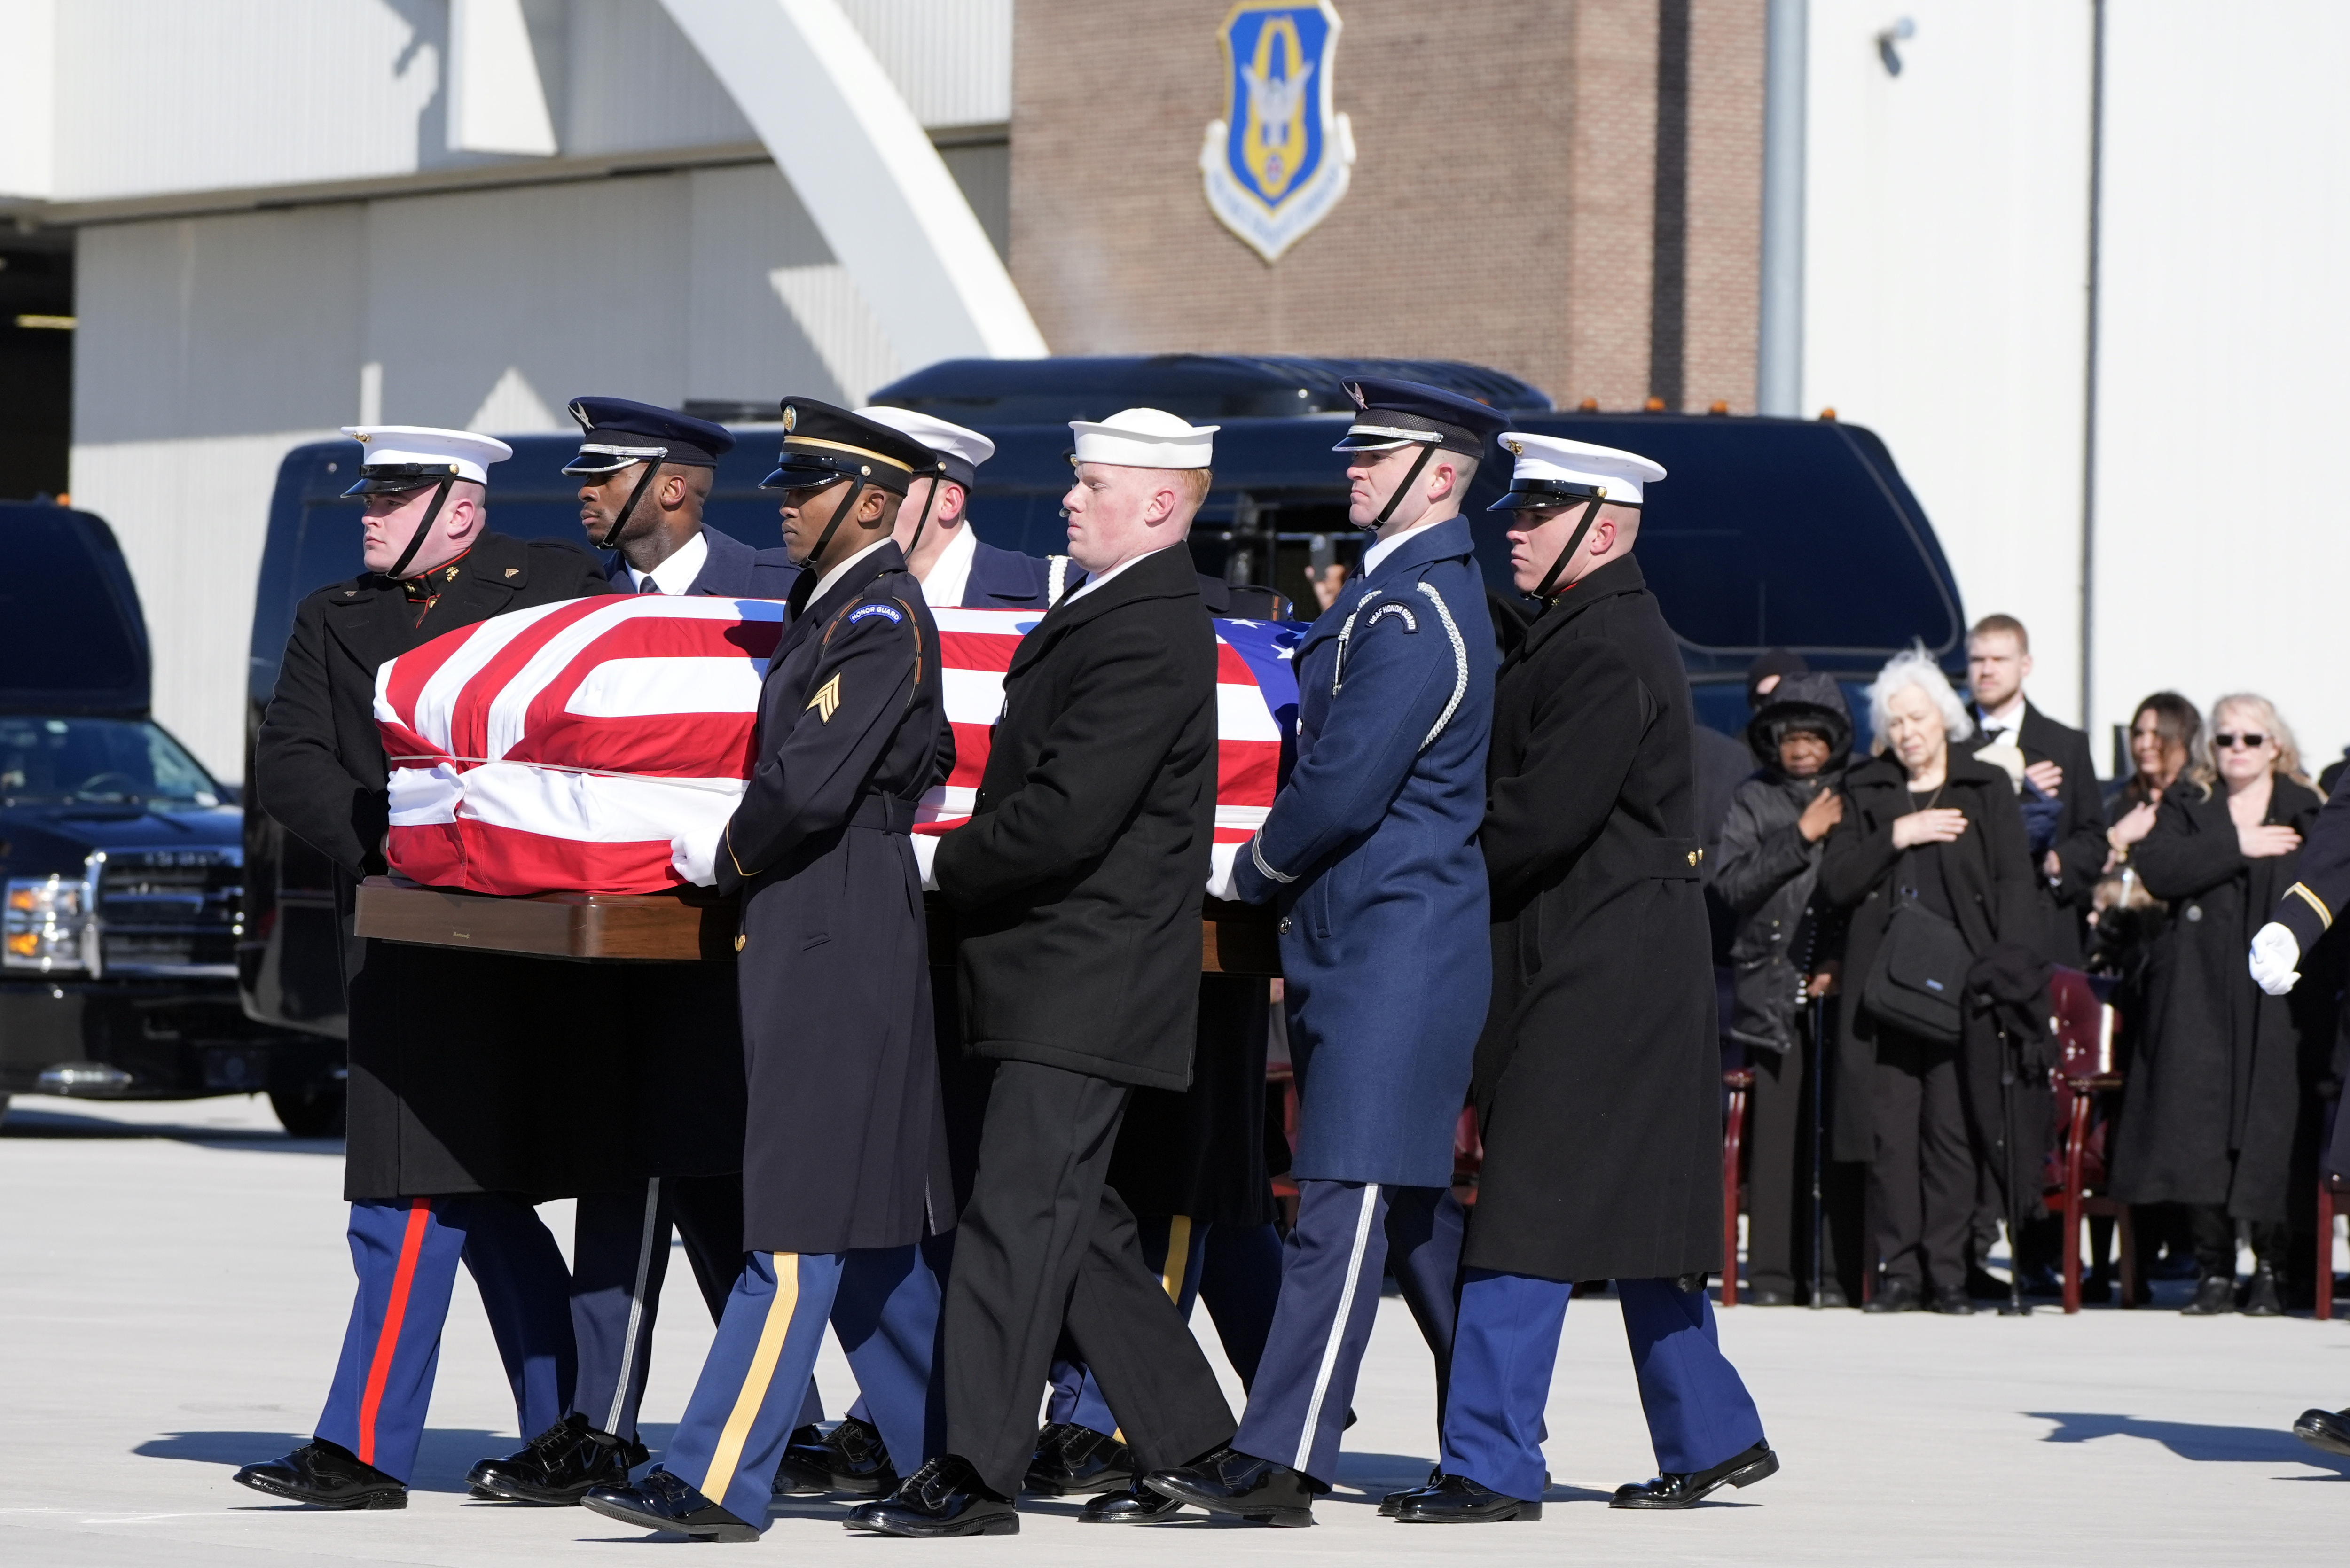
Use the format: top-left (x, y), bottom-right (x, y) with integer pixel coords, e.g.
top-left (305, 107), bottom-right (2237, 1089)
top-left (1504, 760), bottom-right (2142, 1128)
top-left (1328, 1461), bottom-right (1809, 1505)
top-left (139, 1428), bottom-right (517, 1493)
top-left (1, 1101), bottom-right (339, 1154)
top-left (2029, 1411), bottom-right (2350, 1475)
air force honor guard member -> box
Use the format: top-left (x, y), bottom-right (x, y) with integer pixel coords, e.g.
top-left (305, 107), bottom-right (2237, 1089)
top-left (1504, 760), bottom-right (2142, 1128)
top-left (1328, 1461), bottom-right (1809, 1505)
top-left (1388, 434), bottom-right (1777, 1524)
top-left (567, 396), bottom-right (800, 598)
top-left (1144, 378), bottom-right (1499, 1527)
top-left (237, 428), bottom-right (609, 1510)
top-left (584, 399), bottom-right (956, 1541)
top-left (463, 398), bottom-right (804, 1507)
top-left (861, 404), bottom-right (1072, 609)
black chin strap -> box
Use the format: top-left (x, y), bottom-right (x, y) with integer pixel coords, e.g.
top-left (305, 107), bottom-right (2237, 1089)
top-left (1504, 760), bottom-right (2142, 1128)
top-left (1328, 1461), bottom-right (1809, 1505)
top-left (806, 477), bottom-right (870, 572)
top-left (386, 477), bottom-right (456, 581)
top-left (1365, 442), bottom-right (1439, 532)
top-left (599, 451), bottom-right (670, 552)
top-left (903, 475), bottom-right (945, 561)
top-left (1529, 498), bottom-right (1606, 606)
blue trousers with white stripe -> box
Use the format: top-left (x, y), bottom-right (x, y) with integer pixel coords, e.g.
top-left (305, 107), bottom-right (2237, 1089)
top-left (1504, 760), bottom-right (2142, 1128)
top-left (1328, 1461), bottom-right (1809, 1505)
top-left (1442, 1270), bottom-right (1767, 1500)
top-left (1232, 1180), bottom-right (1464, 1488)
top-left (657, 1246), bottom-right (940, 1529)
top-left (315, 1196), bottom-right (574, 1484)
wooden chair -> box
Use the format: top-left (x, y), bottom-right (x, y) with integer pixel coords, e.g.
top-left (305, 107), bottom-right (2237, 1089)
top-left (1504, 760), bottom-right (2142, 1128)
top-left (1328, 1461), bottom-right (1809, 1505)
top-left (2044, 967), bottom-right (2135, 1313)
top-left (1720, 1068), bottom-right (1754, 1306)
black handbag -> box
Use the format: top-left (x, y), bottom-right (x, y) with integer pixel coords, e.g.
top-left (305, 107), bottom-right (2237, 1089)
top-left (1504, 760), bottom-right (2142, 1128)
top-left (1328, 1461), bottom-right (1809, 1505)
top-left (1862, 893), bottom-right (1971, 1045)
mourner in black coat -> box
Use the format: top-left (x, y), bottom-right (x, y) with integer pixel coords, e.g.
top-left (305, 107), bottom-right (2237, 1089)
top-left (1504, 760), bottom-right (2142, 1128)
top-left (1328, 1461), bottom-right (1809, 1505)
top-left (2113, 769), bottom-right (2335, 1307)
top-left (1966, 700), bottom-right (2106, 964)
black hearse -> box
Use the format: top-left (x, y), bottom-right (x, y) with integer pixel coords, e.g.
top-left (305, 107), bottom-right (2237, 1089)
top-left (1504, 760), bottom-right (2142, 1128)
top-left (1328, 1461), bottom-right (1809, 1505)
top-left (0, 501), bottom-right (339, 1130)
top-left (241, 354), bottom-right (1964, 1054)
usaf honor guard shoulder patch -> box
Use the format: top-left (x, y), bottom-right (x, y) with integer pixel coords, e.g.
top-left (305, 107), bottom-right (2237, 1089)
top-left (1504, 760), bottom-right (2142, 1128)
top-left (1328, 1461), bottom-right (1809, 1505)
top-left (1201, 1), bottom-right (1355, 263)
top-left (807, 672), bottom-right (842, 722)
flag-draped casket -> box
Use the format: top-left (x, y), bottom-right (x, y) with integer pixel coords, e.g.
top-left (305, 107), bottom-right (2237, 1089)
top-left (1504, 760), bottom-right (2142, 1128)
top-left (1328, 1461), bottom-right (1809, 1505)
top-left (375, 595), bottom-right (1300, 897)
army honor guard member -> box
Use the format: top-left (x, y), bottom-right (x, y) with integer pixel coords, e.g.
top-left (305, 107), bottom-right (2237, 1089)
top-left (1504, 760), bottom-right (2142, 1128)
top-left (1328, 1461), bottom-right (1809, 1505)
top-left (237, 428), bottom-right (610, 1510)
top-left (1385, 434), bottom-right (1777, 1524)
top-left (583, 400), bottom-right (957, 1541)
top-left (568, 396), bottom-right (801, 599)
top-left (1142, 379), bottom-right (1498, 1527)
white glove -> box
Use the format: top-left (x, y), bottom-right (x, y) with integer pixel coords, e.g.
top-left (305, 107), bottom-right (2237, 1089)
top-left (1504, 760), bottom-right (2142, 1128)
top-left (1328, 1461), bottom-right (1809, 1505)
top-left (911, 832), bottom-right (940, 893)
top-left (669, 827), bottom-right (721, 888)
top-left (2249, 921), bottom-right (2302, 996)
top-left (1205, 844), bottom-right (1242, 903)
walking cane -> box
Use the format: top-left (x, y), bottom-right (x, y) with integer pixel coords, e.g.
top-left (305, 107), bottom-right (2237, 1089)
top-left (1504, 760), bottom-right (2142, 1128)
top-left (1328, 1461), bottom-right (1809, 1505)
top-left (1997, 1022), bottom-right (2032, 1317)
top-left (1809, 993), bottom-right (1827, 1310)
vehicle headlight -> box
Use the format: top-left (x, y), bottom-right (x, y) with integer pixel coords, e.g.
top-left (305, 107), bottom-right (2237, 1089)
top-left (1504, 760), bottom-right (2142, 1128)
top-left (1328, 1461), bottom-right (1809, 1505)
top-left (5, 875), bottom-right (93, 973)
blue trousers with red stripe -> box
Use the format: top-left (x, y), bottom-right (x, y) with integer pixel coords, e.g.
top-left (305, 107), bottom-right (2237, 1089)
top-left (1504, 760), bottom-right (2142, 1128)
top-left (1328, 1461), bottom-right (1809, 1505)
top-left (1441, 1271), bottom-right (1767, 1500)
top-left (315, 1196), bottom-right (574, 1483)
top-left (1046, 1218), bottom-right (1283, 1438)
top-left (658, 1246), bottom-right (941, 1528)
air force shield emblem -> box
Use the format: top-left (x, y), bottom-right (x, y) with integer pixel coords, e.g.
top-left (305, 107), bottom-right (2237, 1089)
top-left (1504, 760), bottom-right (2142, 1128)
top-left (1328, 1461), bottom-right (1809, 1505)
top-left (1201, 1), bottom-right (1355, 263)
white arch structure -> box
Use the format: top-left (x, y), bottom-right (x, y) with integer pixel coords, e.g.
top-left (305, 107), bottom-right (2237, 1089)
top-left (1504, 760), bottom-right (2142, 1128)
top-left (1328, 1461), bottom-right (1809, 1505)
top-left (659, 0), bottom-right (1047, 365)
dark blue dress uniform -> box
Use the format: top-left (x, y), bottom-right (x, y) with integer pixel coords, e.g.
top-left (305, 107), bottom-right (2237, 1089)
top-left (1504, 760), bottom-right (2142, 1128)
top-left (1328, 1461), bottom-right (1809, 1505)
top-left (1202, 380), bottom-right (1501, 1499)
top-left (1419, 433), bottom-right (1771, 1517)
top-left (591, 402), bottom-right (956, 1538)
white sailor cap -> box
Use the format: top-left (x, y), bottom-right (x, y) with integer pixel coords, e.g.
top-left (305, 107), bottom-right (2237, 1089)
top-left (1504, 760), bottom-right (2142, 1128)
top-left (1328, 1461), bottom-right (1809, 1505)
top-left (858, 405), bottom-right (996, 490)
top-left (1068, 407), bottom-right (1218, 470)
top-left (1488, 431), bottom-right (1667, 511)
top-left (338, 425), bottom-right (514, 494)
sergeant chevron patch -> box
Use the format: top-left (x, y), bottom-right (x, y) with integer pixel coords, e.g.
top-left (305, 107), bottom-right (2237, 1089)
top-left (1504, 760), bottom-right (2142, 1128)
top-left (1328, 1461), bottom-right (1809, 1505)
top-left (807, 673), bottom-right (842, 722)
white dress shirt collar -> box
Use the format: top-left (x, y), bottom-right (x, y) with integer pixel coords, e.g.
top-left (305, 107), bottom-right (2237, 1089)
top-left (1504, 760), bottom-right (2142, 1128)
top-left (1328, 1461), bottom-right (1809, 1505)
top-left (1361, 515), bottom-right (1447, 579)
top-left (810, 538), bottom-right (893, 606)
top-left (627, 530), bottom-right (710, 596)
top-left (1061, 543), bottom-right (1175, 605)
top-left (916, 524), bottom-right (977, 609)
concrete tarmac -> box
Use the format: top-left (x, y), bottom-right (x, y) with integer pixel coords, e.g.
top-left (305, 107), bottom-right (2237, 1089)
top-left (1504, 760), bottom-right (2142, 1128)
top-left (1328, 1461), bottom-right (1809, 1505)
top-left (3, 1092), bottom-right (2342, 1565)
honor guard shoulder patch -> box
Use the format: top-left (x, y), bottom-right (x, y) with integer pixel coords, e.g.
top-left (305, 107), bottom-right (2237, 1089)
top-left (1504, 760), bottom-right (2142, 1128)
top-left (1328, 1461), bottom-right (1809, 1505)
top-left (807, 673), bottom-right (842, 722)
top-left (847, 602), bottom-right (904, 625)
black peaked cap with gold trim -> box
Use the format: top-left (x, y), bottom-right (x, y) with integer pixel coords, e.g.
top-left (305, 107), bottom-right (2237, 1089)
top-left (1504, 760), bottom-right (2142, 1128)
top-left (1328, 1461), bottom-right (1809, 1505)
top-left (760, 397), bottom-right (943, 497)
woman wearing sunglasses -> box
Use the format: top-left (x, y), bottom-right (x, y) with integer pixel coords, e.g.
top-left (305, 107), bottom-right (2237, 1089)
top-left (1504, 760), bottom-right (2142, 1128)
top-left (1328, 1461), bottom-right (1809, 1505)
top-left (2111, 694), bottom-right (2336, 1316)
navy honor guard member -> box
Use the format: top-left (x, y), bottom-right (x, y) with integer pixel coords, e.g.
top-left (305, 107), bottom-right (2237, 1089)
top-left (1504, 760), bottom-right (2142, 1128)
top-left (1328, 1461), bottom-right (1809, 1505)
top-left (1388, 434), bottom-right (1778, 1524)
top-left (1146, 378), bottom-right (1501, 1527)
top-left (861, 404), bottom-right (1073, 608)
top-left (584, 399), bottom-right (957, 1541)
top-left (463, 398), bottom-right (807, 1507)
top-left (844, 408), bottom-right (1239, 1537)
top-left (237, 428), bottom-right (610, 1509)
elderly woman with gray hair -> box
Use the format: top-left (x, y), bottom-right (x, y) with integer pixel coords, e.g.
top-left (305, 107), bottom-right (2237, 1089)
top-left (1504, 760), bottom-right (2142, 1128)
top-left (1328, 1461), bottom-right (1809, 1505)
top-left (1817, 647), bottom-right (2040, 1314)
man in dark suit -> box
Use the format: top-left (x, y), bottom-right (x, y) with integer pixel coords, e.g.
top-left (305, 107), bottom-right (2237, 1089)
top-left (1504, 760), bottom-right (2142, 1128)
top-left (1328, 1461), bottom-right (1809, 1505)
top-left (1963, 612), bottom-right (2106, 966)
top-left (862, 403), bottom-right (1071, 609)
top-left (236, 426), bottom-right (612, 1511)
top-left (583, 399), bottom-right (956, 1542)
top-left (465, 398), bottom-right (806, 1506)
top-left (1389, 432), bottom-right (1777, 1524)
top-left (846, 407), bottom-right (1238, 1537)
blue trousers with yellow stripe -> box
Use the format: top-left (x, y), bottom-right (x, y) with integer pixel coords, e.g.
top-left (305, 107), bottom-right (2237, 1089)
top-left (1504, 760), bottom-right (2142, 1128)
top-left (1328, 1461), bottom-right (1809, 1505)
top-left (1046, 1218), bottom-right (1283, 1437)
top-left (315, 1196), bottom-right (574, 1483)
top-left (1441, 1270), bottom-right (1766, 1500)
top-left (659, 1246), bottom-right (940, 1528)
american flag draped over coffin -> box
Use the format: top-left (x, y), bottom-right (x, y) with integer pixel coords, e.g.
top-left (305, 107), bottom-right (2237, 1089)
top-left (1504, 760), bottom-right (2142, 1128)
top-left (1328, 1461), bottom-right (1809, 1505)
top-left (375, 595), bottom-right (1302, 897)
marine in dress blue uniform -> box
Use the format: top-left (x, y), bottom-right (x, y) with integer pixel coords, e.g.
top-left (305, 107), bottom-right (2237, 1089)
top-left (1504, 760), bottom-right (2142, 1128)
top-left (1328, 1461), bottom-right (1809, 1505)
top-left (1144, 378), bottom-right (1501, 1526)
top-left (582, 400), bottom-right (957, 1541)
top-left (464, 398), bottom-right (815, 1506)
top-left (1389, 434), bottom-right (1775, 1525)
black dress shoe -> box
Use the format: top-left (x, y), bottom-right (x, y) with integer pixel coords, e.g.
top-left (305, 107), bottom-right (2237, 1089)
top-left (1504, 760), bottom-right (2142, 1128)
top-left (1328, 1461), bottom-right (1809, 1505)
top-left (1143, 1444), bottom-right (1317, 1527)
top-left (1081, 1477), bottom-right (1186, 1522)
top-left (2294, 1407), bottom-right (2350, 1457)
top-left (1025, 1422), bottom-right (1135, 1495)
top-left (778, 1415), bottom-right (897, 1498)
top-left (468, 1412), bottom-right (646, 1505)
top-left (1379, 1466), bottom-right (1442, 1517)
top-left (1862, 1278), bottom-right (1922, 1314)
top-left (773, 1425), bottom-right (832, 1496)
top-left (1744, 1287), bottom-right (1796, 1306)
top-left (1392, 1473), bottom-right (1542, 1523)
top-left (234, 1439), bottom-right (407, 1510)
top-left (2181, 1273), bottom-right (2236, 1316)
top-left (1931, 1287), bottom-right (1977, 1316)
top-left (1814, 1283), bottom-right (1851, 1309)
top-left (844, 1455), bottom-right (1018, 1537)
top-left (2242, 1264), bottom-right (2284, 1318)
top-left (1610, 1442), bottom-right (1779, 1509)
top-left (582, 1466), bottom-right (759, 1541)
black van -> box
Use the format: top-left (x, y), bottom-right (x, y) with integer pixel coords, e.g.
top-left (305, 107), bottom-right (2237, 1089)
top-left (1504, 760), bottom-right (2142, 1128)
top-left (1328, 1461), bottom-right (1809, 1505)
top-left (241, 354), bottom-right (1964, 1044)
top-left (0, 501), bottom-right (339, 1130)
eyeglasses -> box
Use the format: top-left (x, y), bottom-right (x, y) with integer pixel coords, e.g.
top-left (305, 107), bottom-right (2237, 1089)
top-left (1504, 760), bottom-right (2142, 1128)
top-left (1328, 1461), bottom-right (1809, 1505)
top-left (2215, 733), bottom-right (2269, 749)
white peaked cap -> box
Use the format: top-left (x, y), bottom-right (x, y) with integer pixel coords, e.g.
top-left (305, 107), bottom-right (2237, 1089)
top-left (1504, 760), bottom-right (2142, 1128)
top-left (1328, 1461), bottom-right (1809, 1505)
top-left (340, 425), bottom-right (515, 486)
top-left (1496, 431), bottom-right (1667, 505)
top-left (1069, 407), bottom-right (1218, 470)
top-left (857, 405), bottom-right (997, 474)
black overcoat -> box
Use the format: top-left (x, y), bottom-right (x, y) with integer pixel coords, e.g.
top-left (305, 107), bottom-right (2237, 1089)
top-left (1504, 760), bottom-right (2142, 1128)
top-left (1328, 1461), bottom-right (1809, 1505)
top-left (715, 542), bottom-right (956, 1253)
top-left (1464, 554), bottom-right (1720, 1283)
top-left (934, 544), bottom-right (1219, 1091)
top-left (250, 531), bottom-right (751, 1201)
top-left (1815, 747), bottom-right (2041, 1164)
top-left (2109, 776), bottom-right (2335, 1223)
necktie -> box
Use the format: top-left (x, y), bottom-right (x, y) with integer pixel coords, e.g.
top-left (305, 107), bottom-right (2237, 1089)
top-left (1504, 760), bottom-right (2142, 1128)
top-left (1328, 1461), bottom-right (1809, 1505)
top-left (636, 574), bottom-right (661, 595)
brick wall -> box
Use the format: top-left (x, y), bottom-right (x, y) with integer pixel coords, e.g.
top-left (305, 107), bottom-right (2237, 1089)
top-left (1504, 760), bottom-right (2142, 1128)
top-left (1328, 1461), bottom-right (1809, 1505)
top-left (1008, 0), bottom-right (1762, 412)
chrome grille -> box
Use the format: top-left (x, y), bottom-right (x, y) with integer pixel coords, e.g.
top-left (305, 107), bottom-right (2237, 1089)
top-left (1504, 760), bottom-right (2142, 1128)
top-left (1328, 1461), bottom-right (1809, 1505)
top-left (94, 849), bottom-right (241, 977)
